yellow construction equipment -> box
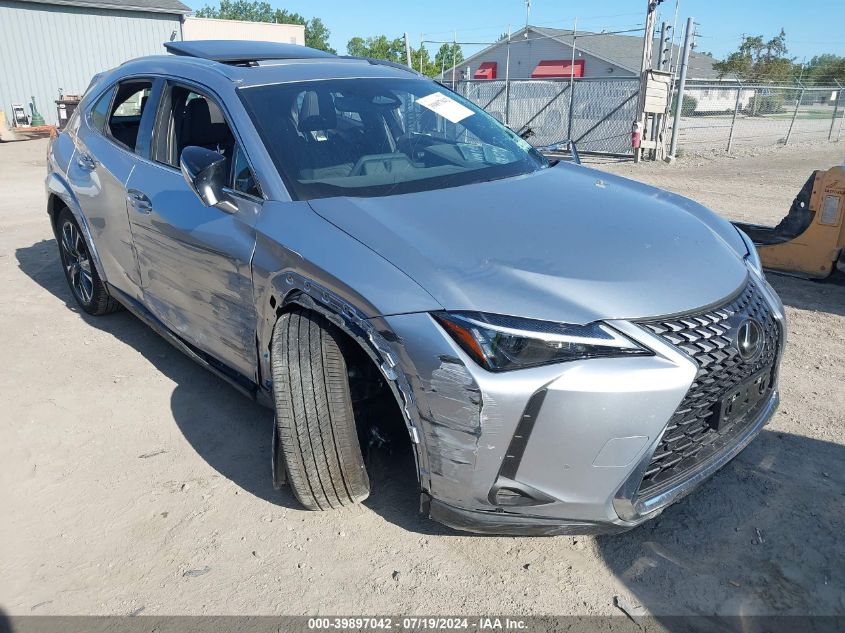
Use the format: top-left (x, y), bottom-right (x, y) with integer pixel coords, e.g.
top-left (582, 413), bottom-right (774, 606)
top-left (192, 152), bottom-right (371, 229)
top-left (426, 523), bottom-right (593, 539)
top-left (734, 165), bottom-right (845, 280)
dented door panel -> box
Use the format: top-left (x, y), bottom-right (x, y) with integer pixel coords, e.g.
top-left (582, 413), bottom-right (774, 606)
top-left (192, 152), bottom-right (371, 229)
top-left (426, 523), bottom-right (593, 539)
top-left (126, 161), bottom-right (260, 380)
top-left (68, 127), bottom-right (143, 299)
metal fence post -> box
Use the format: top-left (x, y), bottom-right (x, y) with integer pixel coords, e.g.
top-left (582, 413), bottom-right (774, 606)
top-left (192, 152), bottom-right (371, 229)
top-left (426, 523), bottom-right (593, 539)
top-left (668, 17), bottom-right (694, 159)
top-left (567, 19), bottom-right (577, 141)
top-left (726, 79), bottom-right (743, 154)
top-left (830, 80), bottom-right (843, 141)
top-left (504, 27), bottom-right (511, 127)
top-left (785, 81), bottom-right (804, 145)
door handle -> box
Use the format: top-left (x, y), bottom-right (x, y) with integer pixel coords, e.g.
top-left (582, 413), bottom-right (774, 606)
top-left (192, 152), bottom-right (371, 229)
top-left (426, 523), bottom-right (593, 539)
top-left (126, 189), bottom-right (152, 214)
top-left (76, 153), bottom-right (97, 171)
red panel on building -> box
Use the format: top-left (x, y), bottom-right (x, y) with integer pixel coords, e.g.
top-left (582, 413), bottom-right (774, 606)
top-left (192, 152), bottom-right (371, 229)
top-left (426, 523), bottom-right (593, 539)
top-left (473, 61), bottom-right (497, 80)
top-left (530, 59), bottom-right (585, 78)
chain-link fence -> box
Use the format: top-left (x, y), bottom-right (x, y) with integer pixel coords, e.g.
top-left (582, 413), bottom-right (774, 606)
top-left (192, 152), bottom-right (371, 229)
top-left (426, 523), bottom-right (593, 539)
top-left (450, 78), bottom-right (640, 155)
top-left (675, 81), bottom-right (845, 153)
top-left (447, 77), bottom-right (844, 157)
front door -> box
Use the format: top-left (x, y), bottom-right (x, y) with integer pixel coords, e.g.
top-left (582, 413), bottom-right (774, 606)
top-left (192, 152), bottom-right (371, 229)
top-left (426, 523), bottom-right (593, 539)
top-left (125, 82), bottom-right (262, 381)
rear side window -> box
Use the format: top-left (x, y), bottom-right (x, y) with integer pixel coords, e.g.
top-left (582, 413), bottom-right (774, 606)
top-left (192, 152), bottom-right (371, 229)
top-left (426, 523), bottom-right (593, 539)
top-left (88, 87), bottom-right (114, 133)
top-left (107, 80), bottom-right (153, 152)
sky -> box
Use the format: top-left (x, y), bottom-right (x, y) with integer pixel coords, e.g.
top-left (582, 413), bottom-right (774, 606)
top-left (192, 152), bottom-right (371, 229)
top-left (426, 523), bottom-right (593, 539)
top-left (183, 0), bottom-right (845, 64)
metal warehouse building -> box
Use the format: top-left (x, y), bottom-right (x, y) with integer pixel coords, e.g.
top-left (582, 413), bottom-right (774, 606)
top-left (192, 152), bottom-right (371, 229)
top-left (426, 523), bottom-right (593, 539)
top-left (441, 25), bottom-right (720, 81)
top-left (0, 0), bottom-right (191, 126)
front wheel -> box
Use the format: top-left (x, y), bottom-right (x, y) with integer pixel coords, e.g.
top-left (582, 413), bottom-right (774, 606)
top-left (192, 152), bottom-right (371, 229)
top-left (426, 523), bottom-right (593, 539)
top-left (56, 208), bottom-right (121, 315)
top-left (271, 308), bottom-right (370, 510)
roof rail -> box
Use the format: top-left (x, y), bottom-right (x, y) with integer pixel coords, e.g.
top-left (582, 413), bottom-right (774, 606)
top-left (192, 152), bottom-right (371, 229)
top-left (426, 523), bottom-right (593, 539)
top-left (163, 40), bottom-right (335, 65)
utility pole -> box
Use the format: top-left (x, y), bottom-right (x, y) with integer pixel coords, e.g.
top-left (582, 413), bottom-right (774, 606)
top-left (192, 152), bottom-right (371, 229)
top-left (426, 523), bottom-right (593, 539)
top-left (451, 32), bottom-right (457, 88)
top-left (647, 21), bottom-right (670, 159)
top-left (567, 18), bottom-right (577, 140)
top-left (403, 32), bottom-right (412, 68)
top-left (668, 16), bottom-right (694, 160)
top-left (525, 0), bottom-right (531, 27)
top-left (419, 33), bottom-right (424, 73)
top-left (633, 0), bottom-right (662, 162)
top-left (657, 21), bottom-right (672, 70)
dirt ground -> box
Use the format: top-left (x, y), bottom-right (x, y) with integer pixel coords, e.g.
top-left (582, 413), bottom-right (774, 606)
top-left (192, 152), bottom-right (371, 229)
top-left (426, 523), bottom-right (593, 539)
top-left (1, 138), bottom-right (843, 618)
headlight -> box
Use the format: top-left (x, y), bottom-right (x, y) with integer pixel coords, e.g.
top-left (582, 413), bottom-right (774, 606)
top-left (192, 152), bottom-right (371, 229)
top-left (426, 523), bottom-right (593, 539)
top-left (736, 227), bottom-right (763, 275)
top-left (432, 311), bottom-right (650, 372)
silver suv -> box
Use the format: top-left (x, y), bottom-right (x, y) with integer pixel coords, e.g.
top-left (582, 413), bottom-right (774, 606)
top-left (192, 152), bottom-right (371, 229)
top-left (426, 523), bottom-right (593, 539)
top-left (46, 40), bottom-right (785, 535)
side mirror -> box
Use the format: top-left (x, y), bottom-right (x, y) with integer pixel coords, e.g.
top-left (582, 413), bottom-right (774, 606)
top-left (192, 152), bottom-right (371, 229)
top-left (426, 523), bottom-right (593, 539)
top-left (179, 146), bottom-right (237, 213)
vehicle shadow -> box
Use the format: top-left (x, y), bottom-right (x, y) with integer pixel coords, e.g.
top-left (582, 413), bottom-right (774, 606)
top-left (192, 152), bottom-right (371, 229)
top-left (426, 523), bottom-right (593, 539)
top-left (767, 272), bottom-right (845, 317)
top-left (15, 238), bottom-right (293, 509)
top-left (595, 430), bottom-right (845, 616)
top-left (15, 238), bottom-right (446, 529)
top-left (0, 607), bottom-right (11, 633)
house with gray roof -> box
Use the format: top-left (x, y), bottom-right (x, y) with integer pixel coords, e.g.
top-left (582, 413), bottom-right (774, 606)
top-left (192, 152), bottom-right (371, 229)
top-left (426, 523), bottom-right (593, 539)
top-left (0, 0), bottom-right (190, 126)
top-left (440, 25), bottom-right (721, 81)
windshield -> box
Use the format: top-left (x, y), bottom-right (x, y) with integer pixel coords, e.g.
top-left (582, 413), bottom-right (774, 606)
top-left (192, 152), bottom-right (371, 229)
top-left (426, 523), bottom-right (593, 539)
top-left (238, 77), bottom-right (548, 200)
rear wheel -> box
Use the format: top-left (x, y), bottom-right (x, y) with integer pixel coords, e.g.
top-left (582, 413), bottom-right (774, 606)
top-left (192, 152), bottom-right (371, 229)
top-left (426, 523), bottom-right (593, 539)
top-left (271, 308), bottom-right (370, 510)
top-left (56, 208), bottom-right (121, 315)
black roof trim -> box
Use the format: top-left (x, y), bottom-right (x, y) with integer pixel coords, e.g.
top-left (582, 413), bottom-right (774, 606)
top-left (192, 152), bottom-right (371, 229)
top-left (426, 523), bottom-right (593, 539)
top-left (163, 40), bottom-right (336, 64)
top-left (339, 56), bottom-right (422, 76)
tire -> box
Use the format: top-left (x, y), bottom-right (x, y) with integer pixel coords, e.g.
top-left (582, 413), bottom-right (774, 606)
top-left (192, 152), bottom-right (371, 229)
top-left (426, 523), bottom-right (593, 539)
top-left (271, 308), bottom-right (370, 510)
top-left (56, 208), bottom-right (122, 315)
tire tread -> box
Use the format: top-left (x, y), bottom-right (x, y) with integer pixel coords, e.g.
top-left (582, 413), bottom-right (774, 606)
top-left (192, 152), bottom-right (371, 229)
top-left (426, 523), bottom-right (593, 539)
top-left (271, 309), bottom-right (369, 510)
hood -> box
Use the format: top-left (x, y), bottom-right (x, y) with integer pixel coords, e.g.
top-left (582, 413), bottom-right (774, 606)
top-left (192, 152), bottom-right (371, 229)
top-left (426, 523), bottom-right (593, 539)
top-left (308, 163), bottom-right (749, 324)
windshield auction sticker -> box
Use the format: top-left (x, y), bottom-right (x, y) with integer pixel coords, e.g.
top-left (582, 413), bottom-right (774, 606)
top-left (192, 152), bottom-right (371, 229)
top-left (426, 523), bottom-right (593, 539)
top-left (417, 92), bottom-right (474, 124)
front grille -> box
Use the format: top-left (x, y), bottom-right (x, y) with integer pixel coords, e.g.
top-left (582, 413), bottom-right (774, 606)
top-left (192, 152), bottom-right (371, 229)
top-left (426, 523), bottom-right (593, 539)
top-left (637, 278), bottom-right (780, 495)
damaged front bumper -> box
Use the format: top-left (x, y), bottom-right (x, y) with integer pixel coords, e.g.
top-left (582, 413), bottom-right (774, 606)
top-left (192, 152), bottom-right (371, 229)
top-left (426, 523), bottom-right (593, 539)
top-left (381, 280), bottom-right (785, 535)
top-left (421, 390), bottom-right (778, 535)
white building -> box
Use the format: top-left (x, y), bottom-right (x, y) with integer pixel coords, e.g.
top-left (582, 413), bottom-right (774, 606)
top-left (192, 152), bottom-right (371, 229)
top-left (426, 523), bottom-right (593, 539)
top-left (183, 16), bottom-right (303, 45)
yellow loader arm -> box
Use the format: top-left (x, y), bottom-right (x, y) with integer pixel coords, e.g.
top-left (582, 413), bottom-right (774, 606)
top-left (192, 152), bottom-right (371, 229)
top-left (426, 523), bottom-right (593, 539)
top-left (735, 165), bottom-right (845, 280)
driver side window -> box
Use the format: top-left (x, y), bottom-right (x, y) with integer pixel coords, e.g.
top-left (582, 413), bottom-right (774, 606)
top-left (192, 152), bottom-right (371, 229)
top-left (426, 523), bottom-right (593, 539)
top-left (152, 82), bottom-right (259, 198)
top-left (231, 145), bottom-right (261, 199)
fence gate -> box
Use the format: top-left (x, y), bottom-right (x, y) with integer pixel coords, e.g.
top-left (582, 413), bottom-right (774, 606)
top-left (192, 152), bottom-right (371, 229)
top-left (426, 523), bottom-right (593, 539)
top-left (452, 78), bottom-right (641, 156)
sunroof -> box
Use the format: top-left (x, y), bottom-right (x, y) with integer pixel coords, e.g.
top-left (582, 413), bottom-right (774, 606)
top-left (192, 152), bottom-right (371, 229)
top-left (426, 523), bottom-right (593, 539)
top-left (164, 40), bottom-right (335, 64)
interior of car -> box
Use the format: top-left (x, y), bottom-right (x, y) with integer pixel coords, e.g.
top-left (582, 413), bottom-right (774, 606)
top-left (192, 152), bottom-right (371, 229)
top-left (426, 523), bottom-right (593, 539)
top-left (239, 78), bottom-right (540, 199)
top-left (171, 88), bottom-right (235, 164)
top-left (107, 81), bottom-right (151, 150)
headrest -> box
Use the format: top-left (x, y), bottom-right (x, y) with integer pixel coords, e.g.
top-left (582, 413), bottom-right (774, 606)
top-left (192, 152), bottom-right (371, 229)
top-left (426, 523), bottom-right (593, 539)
top-left (298, 90), bottom-right (337, 132)
top-left (185, 98), bottom-right (230, 148)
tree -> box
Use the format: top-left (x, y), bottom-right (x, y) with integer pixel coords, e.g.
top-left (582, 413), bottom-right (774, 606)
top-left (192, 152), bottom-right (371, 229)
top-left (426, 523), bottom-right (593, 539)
top-left (434, 43), bottom-right (464, 76)
top-left (194, 1), bottom-right (336, 53)
top-left (305, 17), bottom-right (334, 53)
top-left (713, 30), bottom-right (794, 83)
top-left (346, 35), bottom-right (406, 62)
top-left (344, 35), bottom-right (463, 77)
top-left (413, 46), bottom-right (438, 77)
top-left (195, 0), bottom-right (273, 21)
top-left (802, 54), bottom-right (845, 85)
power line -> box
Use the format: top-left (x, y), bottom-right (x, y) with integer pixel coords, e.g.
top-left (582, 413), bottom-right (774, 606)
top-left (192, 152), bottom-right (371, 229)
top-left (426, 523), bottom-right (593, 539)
top-left (420, 11), bottom-right (646, 37)
top-left (423, 26), bottom-right (646, 47)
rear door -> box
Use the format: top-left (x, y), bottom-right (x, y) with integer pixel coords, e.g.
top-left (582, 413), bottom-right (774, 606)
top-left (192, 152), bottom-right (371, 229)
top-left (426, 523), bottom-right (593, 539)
top-left (68, 78), bottom-right (159, 300)
top-left (124, 80), bottom-right (262, 381)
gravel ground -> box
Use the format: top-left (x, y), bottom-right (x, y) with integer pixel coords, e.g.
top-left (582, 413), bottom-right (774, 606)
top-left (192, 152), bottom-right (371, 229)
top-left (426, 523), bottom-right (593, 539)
top-left (1, 138), bottom-right (843, 618)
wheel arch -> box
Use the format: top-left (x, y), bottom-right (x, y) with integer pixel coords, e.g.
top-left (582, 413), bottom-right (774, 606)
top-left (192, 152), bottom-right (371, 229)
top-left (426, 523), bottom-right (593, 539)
top-left (46, 173), bottom-right (109, 284)
top-left (259, 272), bottom-right (431, 492)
